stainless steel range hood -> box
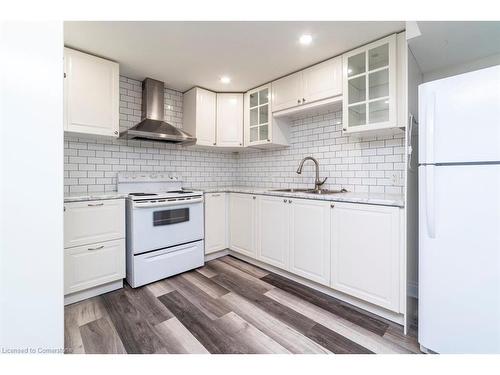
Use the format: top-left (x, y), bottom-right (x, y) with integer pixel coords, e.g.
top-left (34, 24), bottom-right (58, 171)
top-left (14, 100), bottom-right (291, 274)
top-left (120, 78), bottom-right (196, 145)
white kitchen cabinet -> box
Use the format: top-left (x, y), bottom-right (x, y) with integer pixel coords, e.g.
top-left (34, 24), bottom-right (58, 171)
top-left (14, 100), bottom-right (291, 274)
top-left (183, 87), bottom-right (217, 146)
top-left (271, 72), bottom-right (303, 112)
top-left (63, 48), bottom-right (119, 137)
top-left (289, 198), bottom-right (331, 286)
top-left (342, 34), bottom-right (398, 134)
top-left (64, 238), bottom-right (125, 295)
top-left (302, 57), bottom-right (342, 104)
top-left (271, 57), bottom-right (342, 113)
top-left (216, 93), bottom-right (243, 147)
top-left (244, 84), bottom-right (290, 148)
top-left (331, 202), bottom-right (400, 312)
top-left (64, 198), bottom-right (126, 303)
top-left (256, 195), bottom-right (289, 270)
top-left (64, 199), bottom-right (125, 248)
top-left (229, 193), bottom-right (256, 258)
top-left (204, 192), bottom-right (228, 254)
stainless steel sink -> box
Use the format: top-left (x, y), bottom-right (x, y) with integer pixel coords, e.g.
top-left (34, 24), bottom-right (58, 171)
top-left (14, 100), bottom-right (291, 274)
top-left (309, 188), bottom-right (348, 195)
top-left (270, 188), bottom-right (347, 195)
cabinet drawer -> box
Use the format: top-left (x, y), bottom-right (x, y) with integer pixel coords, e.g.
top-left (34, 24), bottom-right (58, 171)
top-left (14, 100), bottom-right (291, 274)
top-left (64, 238), bottom-right (125, 295)
top-left (64, 199), bottom-right (125, 248)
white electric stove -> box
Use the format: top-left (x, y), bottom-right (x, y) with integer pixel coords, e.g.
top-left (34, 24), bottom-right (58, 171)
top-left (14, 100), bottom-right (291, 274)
top-left (117, 172), bottom-right (204, 288)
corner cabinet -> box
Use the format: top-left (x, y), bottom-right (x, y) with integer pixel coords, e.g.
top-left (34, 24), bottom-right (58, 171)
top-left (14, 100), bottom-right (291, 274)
top-left (216, 93), bottom-right (243, 147)
top-left (183, 87), bottom-right (217, 146)
top-left (63, 48), bottom-right (120, 137)
top-left (342, 34), bottom-right (399, 134)
top-left (244, 84), bottom-right (290, 149)
top-left (330, 202), bottom-right (401, 312)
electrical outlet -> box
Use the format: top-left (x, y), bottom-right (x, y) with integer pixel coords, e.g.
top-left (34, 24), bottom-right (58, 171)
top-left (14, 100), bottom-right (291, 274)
top-left (391, 172), bottom-right (402, 186)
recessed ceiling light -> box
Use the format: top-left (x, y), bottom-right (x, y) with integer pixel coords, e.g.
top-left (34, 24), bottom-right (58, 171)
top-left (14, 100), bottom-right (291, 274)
top-left (220, 76), bottom-right (231, 84)
top-left (299, 34), bottom-right (313, 45)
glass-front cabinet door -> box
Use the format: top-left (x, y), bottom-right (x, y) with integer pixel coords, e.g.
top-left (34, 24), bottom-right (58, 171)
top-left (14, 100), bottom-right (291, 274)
top-left (245, 84), bottom-right (272, 145)
top-left (342, 34), bottom-right (397, 134)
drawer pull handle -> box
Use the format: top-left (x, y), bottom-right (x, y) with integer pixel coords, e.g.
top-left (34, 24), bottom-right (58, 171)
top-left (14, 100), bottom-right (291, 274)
top-left (212, 194), bottom-right (221, 197)
top-left (88, 245), bottom-right (104, 251)
top-left (88, 203), bottom-right (104, 207)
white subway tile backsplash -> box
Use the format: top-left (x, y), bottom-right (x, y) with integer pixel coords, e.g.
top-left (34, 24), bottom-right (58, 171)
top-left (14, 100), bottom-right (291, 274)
top-left (64, 75), bottom-right (405, 194)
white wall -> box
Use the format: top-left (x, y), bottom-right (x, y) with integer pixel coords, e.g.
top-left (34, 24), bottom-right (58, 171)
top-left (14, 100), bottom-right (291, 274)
top-left (423, 52), bottom-right (500, 82)
top-left (0, 22), bottom-right (64, 353)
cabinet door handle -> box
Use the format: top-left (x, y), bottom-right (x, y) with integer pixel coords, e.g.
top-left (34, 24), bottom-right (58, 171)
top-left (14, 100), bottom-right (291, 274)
top-left (87, 202), bottom-right (104, 207)
top-left (213, 142), bottom-right (216, 146)
top-left (297, 99), bottom-right (301, 104)
top-left (302, 98), bottom-right (306, 103)
top-left (88, 245), bottom-right (104, 251)
top-left (330, 203), bottom-right (335, 208)
top-left (283, 199), bottom-right (287, 203)
top-left (253, 196), bottom-right (256, 200)
top-left (114, 131), bottom-right (118, 135)
top-left (288, 200), bottom-right (292, 204)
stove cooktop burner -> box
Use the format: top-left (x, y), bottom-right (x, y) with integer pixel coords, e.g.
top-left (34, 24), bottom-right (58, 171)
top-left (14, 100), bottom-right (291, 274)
top-left (129, 193), bottom-right (158, 196)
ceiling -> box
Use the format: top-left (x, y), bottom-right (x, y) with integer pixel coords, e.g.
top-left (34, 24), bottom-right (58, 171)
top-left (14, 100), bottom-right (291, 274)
top-left (408, 21), bottom-right (500, 75)
top-left (64, 21), bottom-right (404, 92)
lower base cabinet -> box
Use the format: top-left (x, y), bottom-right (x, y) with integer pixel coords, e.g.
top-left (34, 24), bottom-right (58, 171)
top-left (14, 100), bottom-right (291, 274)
top-left (64, 238), bottom-right (125, 295)
top-left (204, 193), bottom-right (227, 254)
top-left (229, 193), bottom-right (256, 257)
top-left (331, 202), bottom-right (401, 312)
top-left (289, 198), bottom-right (331, 286)
top-left (256, 195), bottom-right (289, 269)
top-left (64, 198), bottom-right (126, 302)
top-left (225, 193), bottom-right (402, 313)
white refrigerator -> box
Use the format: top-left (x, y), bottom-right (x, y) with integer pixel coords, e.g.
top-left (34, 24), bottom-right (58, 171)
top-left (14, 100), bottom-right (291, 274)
top-left (418, 65), bottom-right (500, 353)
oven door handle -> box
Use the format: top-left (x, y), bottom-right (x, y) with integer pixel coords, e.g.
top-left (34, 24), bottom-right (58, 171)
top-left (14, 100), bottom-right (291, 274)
top-left (132, 197), bottom-right (203, 208)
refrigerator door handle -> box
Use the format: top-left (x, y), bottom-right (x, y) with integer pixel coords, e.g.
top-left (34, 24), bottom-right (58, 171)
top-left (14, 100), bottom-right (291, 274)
top-left (426, 165), bottom-right (436, 239)
top-left (425, 92), bottom-right (436, 164)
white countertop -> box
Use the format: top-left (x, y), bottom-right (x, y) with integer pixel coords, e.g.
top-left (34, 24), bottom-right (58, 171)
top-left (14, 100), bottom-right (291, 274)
top-left (64, 191), bottom-right (128, 203)
top-left (198, 186), bottom-right (404, 207)
top-left (64, 187), bottom-right (404, 207)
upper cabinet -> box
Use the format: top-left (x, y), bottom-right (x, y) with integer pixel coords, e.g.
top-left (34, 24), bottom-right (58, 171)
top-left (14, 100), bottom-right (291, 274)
top-left (244, 84), bottom-right (289, 149)
top-left (302, 57), bottom-right (342, 104)
top-left (342, 34), bottom-right (399, 134)
top-left (64, 48), bottom-right (120, 137)
top-left (271, 57), bottom-right (342, 114)
top-left (216, 93), bottom-right (243, 147)
top-left (183, 87), bottom-right (217, 146)
top-left (271, 72), bottom-right (303, 112)
top-left (183, 88), bottom-right (243, 148)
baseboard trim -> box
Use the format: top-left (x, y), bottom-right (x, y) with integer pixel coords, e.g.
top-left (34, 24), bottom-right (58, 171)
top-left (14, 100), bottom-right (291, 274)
top-left (204, 248), bottom-right (229, 262)
top-left (228, 251), bottom-right (405, 326)
top-left (64, 280), bottom-right (123, 306)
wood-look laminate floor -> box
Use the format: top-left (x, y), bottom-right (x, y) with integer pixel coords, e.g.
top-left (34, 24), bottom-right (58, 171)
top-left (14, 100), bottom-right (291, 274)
top-left (65, 255), bottom-right (420, 354)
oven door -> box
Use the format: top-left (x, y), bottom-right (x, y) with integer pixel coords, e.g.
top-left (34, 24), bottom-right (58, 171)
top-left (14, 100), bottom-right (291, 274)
top-left (129, 198), bottom-right (204, 255)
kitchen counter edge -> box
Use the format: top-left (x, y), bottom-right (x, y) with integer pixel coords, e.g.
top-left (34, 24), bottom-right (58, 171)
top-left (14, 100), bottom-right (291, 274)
top-left (64, 192), bottom-right (128, 203)
top-left (199, 187), bottom-right (404, 207)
